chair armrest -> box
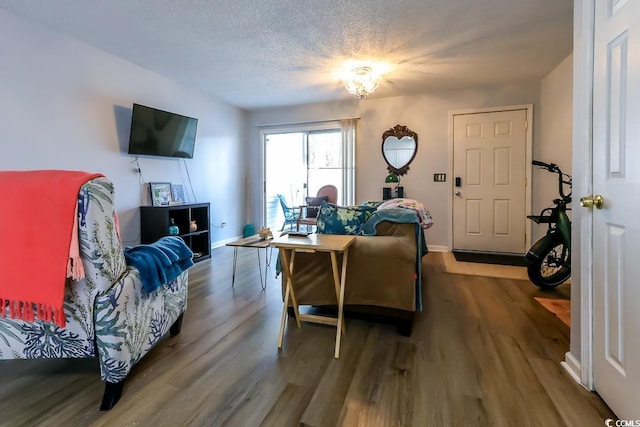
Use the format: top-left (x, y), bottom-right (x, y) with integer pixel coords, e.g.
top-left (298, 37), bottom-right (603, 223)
top-left (94, 267), bottom-right (188, 382)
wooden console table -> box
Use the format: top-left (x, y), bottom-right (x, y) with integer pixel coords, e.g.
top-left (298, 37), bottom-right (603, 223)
top-left (270, 233), bottom-right (355, 358)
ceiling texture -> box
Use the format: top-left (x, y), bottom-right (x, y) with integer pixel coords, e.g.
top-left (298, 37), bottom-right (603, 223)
top-left (0, 0), bottom-right (573, 110)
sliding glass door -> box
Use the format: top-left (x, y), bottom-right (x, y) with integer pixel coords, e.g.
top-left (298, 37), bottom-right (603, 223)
top-left (264, 132), bottom-right (307, 232)
top-left (263, 122), bottom-right (354, 231)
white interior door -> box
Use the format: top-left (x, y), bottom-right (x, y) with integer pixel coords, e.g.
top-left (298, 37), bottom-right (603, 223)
top-left (452, 109), bottom-right (528, 253)
top-left (592, 0), bottom-right (640, 418)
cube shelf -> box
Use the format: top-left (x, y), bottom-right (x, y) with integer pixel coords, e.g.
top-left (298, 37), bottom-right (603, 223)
top-left (140, 202), bottom-right (211, 262)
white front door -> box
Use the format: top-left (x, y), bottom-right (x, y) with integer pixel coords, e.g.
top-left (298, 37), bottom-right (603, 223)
top-left (592, 0), bottom-right (640, 418)
top-left (452, 109), bottom-right (528, 253)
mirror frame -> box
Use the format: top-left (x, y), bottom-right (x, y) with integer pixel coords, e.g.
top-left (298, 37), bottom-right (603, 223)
top-left (381, 124), bottom-right (418, 176)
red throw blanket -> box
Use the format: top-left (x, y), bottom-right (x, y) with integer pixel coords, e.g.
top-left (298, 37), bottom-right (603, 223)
top-left (0, 170), bottom-right (103, 327)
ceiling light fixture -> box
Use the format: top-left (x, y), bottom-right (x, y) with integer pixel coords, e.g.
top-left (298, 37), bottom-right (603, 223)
top-left (343, 66), bottom-right (381, 99)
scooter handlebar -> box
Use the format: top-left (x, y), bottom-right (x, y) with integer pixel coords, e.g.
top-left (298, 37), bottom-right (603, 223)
top-left (532, 160), bottom-right (558, 172)
top-left (532, 160), bottom-right (571, 200)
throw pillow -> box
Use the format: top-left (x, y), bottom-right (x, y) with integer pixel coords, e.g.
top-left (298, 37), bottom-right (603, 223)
top-left (304, 196), bottom-right (329, 218)
top-left (316, 201), bottom-right (377, 235)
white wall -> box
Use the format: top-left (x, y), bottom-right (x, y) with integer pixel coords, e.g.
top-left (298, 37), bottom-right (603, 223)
top-left (249, 83), bottom-right (543, 250)
top-left (535, 54), bottom-right (574, 243)
top-left (0, 9), bottom-right (247, 246)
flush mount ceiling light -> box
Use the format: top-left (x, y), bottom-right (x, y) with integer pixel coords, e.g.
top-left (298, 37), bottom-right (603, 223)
top-left (343, 65), bottom-right (382, 99)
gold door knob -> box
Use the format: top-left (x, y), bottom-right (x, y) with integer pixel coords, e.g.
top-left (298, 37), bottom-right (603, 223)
top-left (580, 194), bottom-right (604, 209)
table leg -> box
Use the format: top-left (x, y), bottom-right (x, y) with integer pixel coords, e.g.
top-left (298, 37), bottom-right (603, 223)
top-left (256, 248), bottom-right (265, 291)
top-left (278, 280), bottom-right (291, 348)
top-left (334, 247), bottom-right (350, 358)
top-left (277, 248), bottom-right (301, 350)
top-left (231, 247), bottom-right (238, 287)
top-left (265, 245), bottom-right (273, 269)
top-left (286, 250), bottom-right (300, 324)
top-left (329, 251), bottom-right (347, 335)
top-left (263, 246), bottom-right (269, 289)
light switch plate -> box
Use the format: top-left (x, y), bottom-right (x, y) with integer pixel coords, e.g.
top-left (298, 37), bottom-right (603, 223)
top-left (433, 173), bottom-right (446, 182)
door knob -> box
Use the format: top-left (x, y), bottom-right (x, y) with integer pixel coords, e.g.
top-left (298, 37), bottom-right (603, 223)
top-left (580, 194), bottom-right (604, 209)
top-left (454, 191), bottom-right (461, 196)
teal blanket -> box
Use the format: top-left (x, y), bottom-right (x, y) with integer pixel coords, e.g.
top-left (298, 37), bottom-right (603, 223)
top-left (361, 208), bottom-right (427, 311)
top-left (124, 236), bottom-right (194, 293)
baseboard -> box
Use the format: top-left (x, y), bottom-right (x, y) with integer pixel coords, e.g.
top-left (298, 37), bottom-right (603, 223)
top-left (561, 352), bottom-right (589, 390)
top-left (427, 245), bottom-right (448, 252)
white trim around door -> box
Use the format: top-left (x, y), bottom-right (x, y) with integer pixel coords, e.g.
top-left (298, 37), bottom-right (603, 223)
top-left (566, 0), bottom-right (594, 392)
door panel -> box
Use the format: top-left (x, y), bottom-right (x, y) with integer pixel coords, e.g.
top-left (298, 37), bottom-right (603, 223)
top-left (494, 200), bottom-right (511, 236)
top-left (605, 223), bottom-right (625, 371)
top-left (592, 0), bottom-right (640, 418)
top-left (494, 148), bottom-right (511, 185)
top-left (466, 149), bottom-right (482, 185)
top-left (453, 109), bottom-right (527, 253)
top-left (465, 199), bottom-right (482, 235)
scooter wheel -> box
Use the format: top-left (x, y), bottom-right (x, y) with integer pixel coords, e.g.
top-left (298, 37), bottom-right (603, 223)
top-left (526, 234), bottom-right (571, 288)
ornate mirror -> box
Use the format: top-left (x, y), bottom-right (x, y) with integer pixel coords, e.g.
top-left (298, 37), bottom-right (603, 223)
top-left (381, 124), bottom-right (418, 175)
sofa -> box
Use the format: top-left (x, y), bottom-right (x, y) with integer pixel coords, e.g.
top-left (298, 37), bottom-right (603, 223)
top-left (282, 200), bottom-right (430, 336)
top-left (0, 175), bottom-right (190, 410)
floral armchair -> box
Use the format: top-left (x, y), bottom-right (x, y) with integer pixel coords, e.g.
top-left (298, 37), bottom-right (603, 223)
top-left (0, 177), bottom-right (189, 410)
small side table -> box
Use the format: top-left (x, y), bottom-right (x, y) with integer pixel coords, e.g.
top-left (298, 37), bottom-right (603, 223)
top-left (270, 233), bottom-right (355, 358)
top-left (225, 234), bottom-right (277, 290)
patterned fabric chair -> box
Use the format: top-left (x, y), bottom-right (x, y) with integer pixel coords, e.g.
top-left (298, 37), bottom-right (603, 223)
top-left (0, 177), bottom-right (189, 410)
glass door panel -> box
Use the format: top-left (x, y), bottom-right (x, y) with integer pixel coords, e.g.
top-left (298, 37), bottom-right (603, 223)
top-left (264, 132), bottom-right (306, 231)
top-left (307, 130), bottom-right (342, 203)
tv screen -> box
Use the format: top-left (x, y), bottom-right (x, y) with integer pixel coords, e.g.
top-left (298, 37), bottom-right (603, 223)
top-left (127, 103), bottom-right (198, 159)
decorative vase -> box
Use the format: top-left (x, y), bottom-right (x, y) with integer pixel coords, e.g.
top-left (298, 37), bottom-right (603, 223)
top-left (189, 220), bottom-right (197, 232)
top-left (168, 218), bottom-right (179, 235)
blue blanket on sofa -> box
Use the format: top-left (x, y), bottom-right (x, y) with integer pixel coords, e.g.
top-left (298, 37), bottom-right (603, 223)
top-left (124, 236), bottom-right (194, 293)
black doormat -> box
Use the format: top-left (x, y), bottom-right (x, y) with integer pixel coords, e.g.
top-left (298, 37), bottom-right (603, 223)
top-left (452, 250), bottom-right (527, 267)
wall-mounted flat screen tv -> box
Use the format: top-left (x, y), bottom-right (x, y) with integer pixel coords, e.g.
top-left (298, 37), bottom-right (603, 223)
top-left (127, 103), bottom-right (198, 159)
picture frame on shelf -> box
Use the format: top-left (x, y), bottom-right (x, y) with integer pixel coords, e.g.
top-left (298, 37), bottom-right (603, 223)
top-left (171, 184), bottom-right (186, 205)
top-left (149, 182), bottom-right (172, 207)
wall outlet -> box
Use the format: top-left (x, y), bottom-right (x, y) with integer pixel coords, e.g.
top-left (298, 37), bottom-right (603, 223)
top-left (434, 173), bottom-right (446, 182)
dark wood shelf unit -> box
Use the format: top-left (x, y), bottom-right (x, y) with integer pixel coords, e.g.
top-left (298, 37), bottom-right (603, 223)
top-left (140, 202), bottom-right (211, 262)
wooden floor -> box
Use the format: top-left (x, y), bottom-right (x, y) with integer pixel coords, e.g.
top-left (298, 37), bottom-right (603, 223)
top-left (0, 249), bottom-right (614, 426)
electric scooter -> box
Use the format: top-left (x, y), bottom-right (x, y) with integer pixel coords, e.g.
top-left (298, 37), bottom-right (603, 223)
top-left (525, 160), bottom-right (572, 288)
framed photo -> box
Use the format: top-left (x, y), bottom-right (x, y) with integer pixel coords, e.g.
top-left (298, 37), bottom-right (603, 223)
top-left (171, 184), bottom-right (186, 204)
top-left (149, 182), bottom-right (172, 207)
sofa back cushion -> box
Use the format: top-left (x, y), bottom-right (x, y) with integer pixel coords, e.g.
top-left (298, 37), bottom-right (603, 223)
top-left (316, 201), bottom-right (377, 235)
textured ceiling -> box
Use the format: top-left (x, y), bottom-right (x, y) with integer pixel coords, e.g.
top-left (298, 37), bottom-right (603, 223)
top-left (0, 0), bottom-right (573, 110)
